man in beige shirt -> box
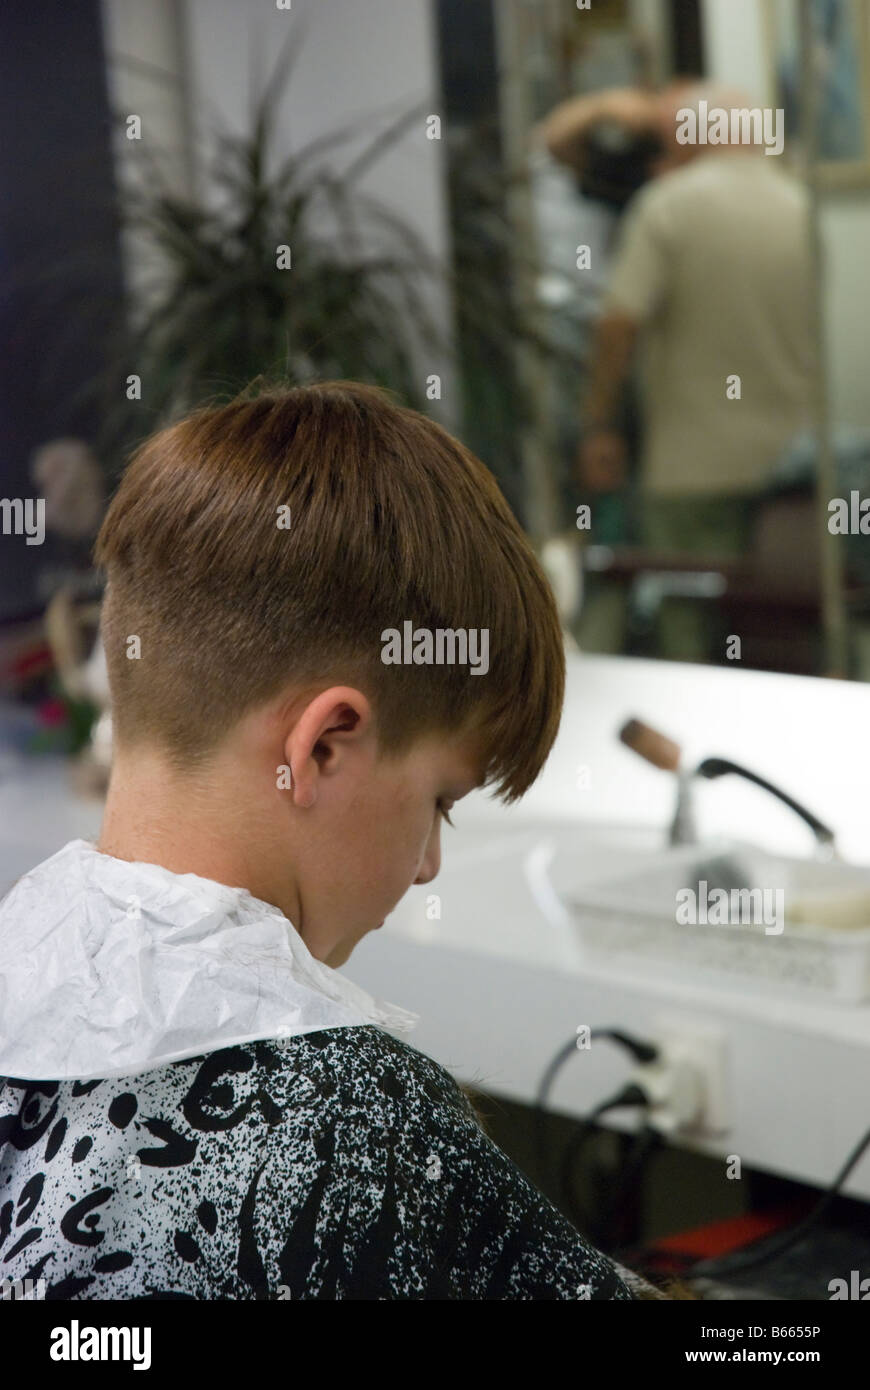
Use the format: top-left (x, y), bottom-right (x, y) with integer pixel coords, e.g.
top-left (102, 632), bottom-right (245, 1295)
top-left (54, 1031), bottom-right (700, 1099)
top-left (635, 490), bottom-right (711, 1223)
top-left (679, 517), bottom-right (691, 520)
top-left (571, 83), bottom-right (817, 657)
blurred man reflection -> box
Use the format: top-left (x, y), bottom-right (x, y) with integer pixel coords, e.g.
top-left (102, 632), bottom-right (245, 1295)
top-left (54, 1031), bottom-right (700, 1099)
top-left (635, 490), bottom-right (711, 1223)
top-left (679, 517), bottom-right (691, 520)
top-left (573, 82), bottom-right (816, 661)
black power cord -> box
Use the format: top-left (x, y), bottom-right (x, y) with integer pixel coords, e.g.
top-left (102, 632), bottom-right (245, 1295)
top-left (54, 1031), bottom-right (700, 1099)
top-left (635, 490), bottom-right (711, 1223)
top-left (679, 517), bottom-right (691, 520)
top-left (534, 1028), bottom-right (659, 1213)
top-left (688, 1118), bottom-right (870, 1282)
top-left (536, 1029), bottom-right (870, 1282)
top-left (595, 1123), bottom-right (663, 1249)
top-left (559, 1084), bottom-right (653, 1243)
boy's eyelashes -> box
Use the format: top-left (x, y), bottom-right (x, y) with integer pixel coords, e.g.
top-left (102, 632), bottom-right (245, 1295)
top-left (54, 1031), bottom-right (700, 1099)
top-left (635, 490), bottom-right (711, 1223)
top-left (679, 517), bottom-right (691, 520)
top-left (436, 799), bottom-right (455, 828)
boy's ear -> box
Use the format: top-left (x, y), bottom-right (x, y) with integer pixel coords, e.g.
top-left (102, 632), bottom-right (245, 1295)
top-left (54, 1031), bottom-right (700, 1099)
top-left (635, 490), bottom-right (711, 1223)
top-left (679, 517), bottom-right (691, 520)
top-left (284, 686), bottom-right (374, 810)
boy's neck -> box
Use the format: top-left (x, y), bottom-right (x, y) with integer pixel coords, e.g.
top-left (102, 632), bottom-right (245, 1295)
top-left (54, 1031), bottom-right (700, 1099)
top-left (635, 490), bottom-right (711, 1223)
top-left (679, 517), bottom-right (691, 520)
top-left (97, 751), bottom-right (301, 928)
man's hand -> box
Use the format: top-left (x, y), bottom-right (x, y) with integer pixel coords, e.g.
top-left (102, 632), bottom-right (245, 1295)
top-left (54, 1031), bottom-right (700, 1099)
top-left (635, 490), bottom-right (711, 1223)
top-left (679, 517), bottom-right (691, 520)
top-left (577, 429), bottom-right (627, 491)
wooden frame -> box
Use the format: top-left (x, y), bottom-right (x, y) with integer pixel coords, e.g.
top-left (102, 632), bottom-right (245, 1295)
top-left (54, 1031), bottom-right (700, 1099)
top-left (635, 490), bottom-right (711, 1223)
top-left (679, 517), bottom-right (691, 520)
top-left (763, 0), bottom-right (870, 188)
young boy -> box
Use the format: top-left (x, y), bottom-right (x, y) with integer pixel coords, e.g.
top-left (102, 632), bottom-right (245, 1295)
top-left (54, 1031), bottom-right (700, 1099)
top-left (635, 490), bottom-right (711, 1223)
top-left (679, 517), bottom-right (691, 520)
top-left (0, 381), bottom-right (654, 1300)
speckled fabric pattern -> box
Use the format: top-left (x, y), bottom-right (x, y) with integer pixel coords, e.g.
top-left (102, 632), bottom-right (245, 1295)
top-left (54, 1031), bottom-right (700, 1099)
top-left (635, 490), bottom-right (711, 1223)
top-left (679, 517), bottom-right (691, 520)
top-left (1, 1024), bottom-right (634, 1300)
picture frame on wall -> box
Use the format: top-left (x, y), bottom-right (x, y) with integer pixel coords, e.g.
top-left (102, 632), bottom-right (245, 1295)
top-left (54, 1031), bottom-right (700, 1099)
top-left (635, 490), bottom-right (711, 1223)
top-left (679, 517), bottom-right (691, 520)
top-left (764, 0), bottom-right (870, 186)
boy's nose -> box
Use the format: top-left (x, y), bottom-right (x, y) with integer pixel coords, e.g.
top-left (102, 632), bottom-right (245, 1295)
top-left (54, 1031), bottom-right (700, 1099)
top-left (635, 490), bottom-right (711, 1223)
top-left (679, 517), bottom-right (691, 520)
top-left (414, 827), bottom-right (441, 885)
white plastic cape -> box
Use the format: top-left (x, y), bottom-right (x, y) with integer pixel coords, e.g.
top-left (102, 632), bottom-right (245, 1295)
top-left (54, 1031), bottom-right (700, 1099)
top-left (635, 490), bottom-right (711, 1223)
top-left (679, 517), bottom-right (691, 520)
top-left (0, 838), bottom-right (419, 1082)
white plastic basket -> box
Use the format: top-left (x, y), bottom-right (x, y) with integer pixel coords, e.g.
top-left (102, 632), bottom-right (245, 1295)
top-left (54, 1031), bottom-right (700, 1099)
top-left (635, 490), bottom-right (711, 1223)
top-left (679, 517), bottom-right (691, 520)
top-left (567, 840), bottom-right (870, 1005)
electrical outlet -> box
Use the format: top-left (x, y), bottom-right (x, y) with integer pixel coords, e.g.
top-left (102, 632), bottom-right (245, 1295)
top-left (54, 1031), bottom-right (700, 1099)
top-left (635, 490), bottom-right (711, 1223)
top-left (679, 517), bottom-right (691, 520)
top-left (650, 1013), bottom-right (730, 1134)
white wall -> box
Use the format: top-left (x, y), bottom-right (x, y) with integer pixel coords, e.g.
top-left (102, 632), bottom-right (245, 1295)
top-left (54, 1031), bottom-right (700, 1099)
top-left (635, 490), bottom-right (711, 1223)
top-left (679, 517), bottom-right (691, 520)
top-left (101, 0), bottom-right (194, 317)
top-left (701, 0), bottom-right (870, 430)
top-left (700, 0), bottom-right (768, 98)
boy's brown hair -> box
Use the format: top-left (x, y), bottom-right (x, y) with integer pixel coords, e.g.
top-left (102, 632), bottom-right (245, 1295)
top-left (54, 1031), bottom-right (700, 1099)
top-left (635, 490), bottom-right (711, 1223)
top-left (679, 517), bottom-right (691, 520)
top-left (93, 380), bottom-right (565, 800)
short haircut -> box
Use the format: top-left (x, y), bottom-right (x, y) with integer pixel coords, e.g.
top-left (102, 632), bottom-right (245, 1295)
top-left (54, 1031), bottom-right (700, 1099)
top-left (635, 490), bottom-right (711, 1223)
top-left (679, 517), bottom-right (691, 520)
top-left (93, 380), bottom-right (565, 801)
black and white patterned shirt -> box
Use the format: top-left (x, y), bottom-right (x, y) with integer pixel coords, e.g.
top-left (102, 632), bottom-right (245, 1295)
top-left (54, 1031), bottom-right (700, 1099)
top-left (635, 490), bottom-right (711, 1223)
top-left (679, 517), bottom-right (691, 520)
top-left (1, 1026), bottom-right (635, 1300)
top-left (0, 840), bottom-right (642, 1301)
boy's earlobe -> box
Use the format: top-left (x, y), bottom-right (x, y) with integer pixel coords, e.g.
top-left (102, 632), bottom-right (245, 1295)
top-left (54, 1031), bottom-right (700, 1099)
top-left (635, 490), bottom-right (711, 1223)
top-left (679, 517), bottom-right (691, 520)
top-left (293, 770), bottom-right (317, 810)
top-left (283, 753), bottom-right (317, 809)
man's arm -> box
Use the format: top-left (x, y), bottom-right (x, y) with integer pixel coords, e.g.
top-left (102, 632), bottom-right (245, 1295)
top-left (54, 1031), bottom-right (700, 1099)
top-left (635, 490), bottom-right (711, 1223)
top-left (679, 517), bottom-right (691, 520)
top-left (577, 310), bottom-right (640, 491)
top-left (583, 309), bottom-right (640, 431)
top-left (538, 88), bottom-right (658, 171)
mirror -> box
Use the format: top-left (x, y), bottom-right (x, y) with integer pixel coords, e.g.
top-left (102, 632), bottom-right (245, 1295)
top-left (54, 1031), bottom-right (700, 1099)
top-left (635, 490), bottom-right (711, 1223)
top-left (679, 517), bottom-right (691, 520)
top-left (439, 0), bottom-right (870, 678)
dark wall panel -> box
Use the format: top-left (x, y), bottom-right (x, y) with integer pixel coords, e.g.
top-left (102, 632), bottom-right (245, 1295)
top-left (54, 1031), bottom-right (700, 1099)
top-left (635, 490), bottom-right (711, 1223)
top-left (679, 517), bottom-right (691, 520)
top-left (0, 0), bottom-right (125, 619)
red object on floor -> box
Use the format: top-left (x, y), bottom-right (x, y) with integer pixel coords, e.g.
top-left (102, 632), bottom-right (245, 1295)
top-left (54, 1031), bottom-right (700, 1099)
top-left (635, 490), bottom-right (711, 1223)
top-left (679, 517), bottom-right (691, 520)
top-left (629, 1203), bottom-right (813, 1273)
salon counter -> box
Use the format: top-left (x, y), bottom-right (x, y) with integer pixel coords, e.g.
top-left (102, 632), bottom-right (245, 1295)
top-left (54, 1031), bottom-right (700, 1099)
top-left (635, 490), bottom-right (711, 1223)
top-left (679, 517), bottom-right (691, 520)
top-left (347, 653), bottom-right (870, 1201)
